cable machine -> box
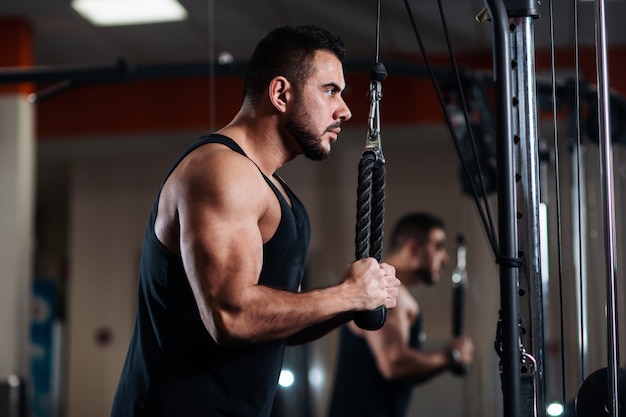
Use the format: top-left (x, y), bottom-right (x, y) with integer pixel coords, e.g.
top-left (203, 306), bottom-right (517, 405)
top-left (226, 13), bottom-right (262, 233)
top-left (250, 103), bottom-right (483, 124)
top-left (480, 0), bottom-right (621, 415)
top-left (403, 0), bottom-right (624, 415)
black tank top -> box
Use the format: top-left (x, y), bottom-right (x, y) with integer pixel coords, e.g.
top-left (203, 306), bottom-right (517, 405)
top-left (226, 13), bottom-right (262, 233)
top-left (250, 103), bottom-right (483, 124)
top-left (111, 134), bottom-right (311, 417)
top-left (327, 315), bottom-right (424, 417)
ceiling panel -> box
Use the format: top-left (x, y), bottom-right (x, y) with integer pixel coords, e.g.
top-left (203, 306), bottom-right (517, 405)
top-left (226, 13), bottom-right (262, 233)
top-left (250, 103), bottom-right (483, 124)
top-left (0, 0), bottom-right (625, 68)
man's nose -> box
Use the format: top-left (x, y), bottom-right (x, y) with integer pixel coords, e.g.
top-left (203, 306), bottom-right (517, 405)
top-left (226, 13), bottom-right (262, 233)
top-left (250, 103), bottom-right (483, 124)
top-left (337, 99), bottom-right (352, 122)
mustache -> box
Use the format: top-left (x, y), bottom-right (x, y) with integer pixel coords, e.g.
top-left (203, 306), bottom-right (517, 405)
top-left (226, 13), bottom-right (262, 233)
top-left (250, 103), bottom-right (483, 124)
top-left (326, 122), bottom-right (342, 132)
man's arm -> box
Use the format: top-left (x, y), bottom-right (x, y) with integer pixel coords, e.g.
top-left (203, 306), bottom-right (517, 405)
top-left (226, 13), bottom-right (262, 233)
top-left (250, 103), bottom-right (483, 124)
top-left (169, 149), bottom-right (398, 345)
top-left (286, 311), bottom-right (353, 346)
top-left (361, 292), bottom-right (473, 384)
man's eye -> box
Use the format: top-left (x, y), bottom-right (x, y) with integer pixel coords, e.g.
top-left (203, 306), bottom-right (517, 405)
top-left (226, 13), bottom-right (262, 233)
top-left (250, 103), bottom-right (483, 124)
top-left (326, 89), bottom-right (336, 96)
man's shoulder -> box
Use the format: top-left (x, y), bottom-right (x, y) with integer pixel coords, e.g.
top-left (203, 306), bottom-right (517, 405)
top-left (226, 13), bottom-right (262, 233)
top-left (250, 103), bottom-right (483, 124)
top-left (180, 142), bottom-right (260, 181)
top-left (396, 286), bottom-right (420, 322)
top-left (164, 141), bottom-right (270, 214)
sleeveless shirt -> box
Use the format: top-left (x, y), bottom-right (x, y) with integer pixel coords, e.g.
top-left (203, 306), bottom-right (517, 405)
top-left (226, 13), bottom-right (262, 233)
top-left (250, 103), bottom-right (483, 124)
top-left (111, 134), bottom-right (311, 417)
top-left (327, 315), bottom-right (424, 417)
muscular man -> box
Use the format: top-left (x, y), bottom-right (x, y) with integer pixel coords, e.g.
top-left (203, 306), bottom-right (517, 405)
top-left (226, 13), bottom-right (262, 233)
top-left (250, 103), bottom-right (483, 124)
top-left (110, 25), bottom-right (400, 417)
top-left (328, 212), bottom-right (474, 417)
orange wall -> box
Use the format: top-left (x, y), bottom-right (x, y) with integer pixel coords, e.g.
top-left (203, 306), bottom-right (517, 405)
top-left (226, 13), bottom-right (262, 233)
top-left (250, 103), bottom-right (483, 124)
top-left (26, 46), bottom-right (626, 139)
top-left (1, 15), bottom-right (625, 139)
top-left (0, 18), bottom-right (33, 95)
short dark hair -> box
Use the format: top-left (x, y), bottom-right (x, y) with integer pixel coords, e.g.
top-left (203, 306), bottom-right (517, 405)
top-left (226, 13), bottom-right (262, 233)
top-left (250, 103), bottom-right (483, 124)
top-left (243, 25), bottom-right (346, 104)
top-left (390, 212), bottom-right (446, 250)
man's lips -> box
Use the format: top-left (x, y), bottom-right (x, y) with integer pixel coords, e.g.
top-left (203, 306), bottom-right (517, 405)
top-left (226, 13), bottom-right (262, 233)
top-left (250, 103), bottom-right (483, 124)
top-left (327, 126), bottom-right (341, 139)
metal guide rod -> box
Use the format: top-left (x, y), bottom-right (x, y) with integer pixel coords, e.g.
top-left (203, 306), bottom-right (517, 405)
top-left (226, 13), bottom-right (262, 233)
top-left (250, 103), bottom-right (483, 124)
top-left (483, 1), bottom-right (544, 415)
top-left (571, 148), bottom-right (590, 383)
top-left (485, 0), bottom-right (520, 414)
top-left (483, 0), bottom-right (539, 415)
top-left (511, 15), bottom-right (545, 417)
top-left (594, 0), bottom-right (620, 414)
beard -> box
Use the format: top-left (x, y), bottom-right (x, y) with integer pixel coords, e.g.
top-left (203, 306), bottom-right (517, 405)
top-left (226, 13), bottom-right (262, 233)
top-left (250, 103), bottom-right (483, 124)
top-left (284, 104), bottom-right (335, 161)
top-left (416, 268), bottom-right (438, 286)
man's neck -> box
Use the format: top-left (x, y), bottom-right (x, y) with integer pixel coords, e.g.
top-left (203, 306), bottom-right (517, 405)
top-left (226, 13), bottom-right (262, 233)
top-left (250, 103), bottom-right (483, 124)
top-left (217, 113), bottom-right (295, 177)
top-left (386, 253), bottom-right (421, 287)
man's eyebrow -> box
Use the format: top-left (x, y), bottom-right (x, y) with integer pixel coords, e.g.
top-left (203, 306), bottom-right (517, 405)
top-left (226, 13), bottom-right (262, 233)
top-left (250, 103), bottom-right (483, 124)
top-left (323, 82), bottom-right (345, 91)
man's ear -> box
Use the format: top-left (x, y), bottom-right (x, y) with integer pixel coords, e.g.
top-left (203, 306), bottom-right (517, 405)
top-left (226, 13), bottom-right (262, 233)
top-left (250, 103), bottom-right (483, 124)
top-left (268, 76), bottom-right (291, 113)
top-left (407, 239), bottom-right (422, 257)
top-left (404, 239), bottom-right (422, 269)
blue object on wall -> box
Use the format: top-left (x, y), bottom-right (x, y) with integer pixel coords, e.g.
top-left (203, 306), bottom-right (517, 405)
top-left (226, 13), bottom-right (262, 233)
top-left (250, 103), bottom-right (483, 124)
top-left (30, 279), bottom-right (57, 417)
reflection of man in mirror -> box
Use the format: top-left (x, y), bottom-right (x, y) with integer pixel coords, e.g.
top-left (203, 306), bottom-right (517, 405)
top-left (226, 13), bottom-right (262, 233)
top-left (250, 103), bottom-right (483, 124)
top-left (328, 212), bottom-right (474, 417)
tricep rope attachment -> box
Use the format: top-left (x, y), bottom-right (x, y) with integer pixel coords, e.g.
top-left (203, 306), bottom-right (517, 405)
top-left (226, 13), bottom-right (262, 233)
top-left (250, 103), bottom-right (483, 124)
top-left (354, 61), bottom-right (388, 331)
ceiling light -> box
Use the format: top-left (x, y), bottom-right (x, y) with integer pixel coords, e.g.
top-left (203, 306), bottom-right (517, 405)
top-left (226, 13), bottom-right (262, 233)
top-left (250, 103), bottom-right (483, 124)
top-left (71, 0), bottom-right (188, 26)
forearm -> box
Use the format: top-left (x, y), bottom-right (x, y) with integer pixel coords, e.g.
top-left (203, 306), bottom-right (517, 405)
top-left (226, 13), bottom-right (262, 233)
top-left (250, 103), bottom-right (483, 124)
top-left (287, 312), bottom-right (354, 345)
top-left (210, 283), bottom-right (356, 344)
top-left (205, 258), bottom-right (398, 345)
top-left (385, 349), bottom-right (451, 384)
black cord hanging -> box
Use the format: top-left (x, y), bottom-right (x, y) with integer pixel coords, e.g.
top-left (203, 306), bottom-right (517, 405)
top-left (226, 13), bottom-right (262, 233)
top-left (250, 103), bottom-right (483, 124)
top-left (353, 0), bottom-right (388, 331)
top-left (402, 0), bottom-right (500, 257)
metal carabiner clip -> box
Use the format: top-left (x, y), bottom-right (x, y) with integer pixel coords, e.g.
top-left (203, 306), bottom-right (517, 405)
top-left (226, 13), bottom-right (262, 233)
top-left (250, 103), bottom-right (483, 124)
top-left (364, 62), bottom-right (387, 165)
